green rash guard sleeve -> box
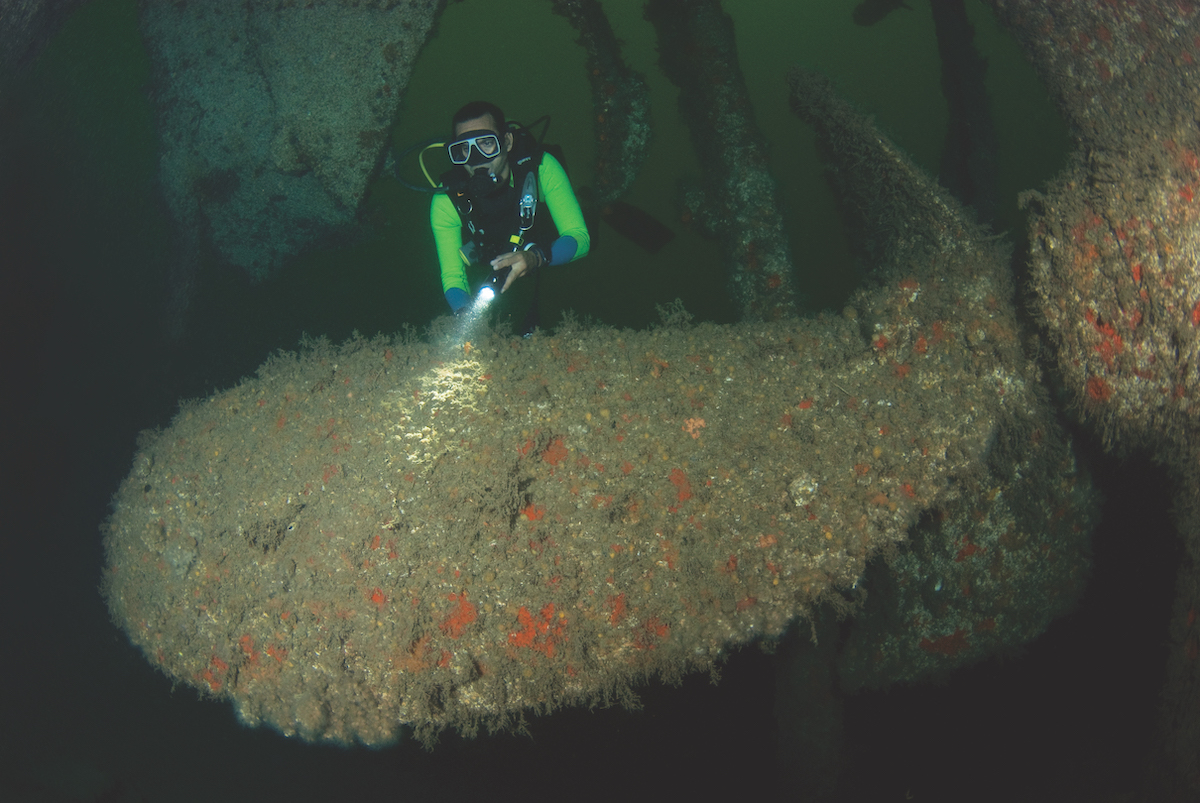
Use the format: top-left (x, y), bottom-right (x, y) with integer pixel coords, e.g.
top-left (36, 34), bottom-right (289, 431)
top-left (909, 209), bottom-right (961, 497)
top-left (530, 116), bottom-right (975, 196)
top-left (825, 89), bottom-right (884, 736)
top-left (431, 191), bottom-right (469, 296)
top-left (538, 153), bottom-right (590, 264)
top-left (430, 152), bottom-right (591, 297)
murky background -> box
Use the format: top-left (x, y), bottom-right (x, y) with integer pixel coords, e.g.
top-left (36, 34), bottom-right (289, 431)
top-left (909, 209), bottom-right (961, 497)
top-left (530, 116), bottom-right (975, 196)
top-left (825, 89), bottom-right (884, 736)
top-left (1, 1), bottom-right (1179, 801)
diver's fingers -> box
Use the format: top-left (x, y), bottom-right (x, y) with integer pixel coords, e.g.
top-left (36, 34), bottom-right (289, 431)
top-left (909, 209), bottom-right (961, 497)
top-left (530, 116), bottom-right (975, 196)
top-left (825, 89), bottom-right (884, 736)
top-left (490, 251), bottom-right (519, 269)
top-left (502, 262), bottom-right (525, 293)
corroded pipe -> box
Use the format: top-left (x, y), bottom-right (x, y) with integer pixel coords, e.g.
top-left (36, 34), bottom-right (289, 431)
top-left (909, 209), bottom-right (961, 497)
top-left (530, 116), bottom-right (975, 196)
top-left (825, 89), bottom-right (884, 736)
top-left (646, 0), bottom-right (799, 320)
top-left (548, 0), bottom-right (651, 206)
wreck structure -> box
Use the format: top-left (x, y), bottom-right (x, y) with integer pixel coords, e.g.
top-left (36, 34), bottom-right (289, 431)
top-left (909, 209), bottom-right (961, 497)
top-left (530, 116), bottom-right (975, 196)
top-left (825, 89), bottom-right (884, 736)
top-left (103, 2), bottom-right (1200, 795)
top-left (138, 0), bottom-right (444, 334)
top-left (647, 0), bottom-right (800, 320)
top-left (104, 64), bottom-right (1095, 746)
top-left (982, 1), bottom-right (1200, 792)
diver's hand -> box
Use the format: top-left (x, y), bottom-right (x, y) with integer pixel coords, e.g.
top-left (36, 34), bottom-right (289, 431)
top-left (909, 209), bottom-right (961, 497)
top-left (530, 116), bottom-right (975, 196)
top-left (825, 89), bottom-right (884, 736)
top-left (490, 249), bottom-right (543, 293)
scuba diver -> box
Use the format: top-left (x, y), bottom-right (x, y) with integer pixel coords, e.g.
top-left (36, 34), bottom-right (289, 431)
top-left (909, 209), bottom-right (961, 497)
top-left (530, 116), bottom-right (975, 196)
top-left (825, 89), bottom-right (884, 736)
top-left (431, 101), bottom-right (590, 326)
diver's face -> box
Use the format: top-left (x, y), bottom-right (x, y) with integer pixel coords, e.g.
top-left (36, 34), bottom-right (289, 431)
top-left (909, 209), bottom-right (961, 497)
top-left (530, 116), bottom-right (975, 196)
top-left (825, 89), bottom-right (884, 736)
top-left (455, 114), bottom-right (513, 179)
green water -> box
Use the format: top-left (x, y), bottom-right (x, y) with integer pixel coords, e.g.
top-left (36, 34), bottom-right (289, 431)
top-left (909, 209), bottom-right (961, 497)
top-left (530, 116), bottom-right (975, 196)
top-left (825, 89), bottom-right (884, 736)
top-left (0, 5), bottom-right (1146, 800)
top-left (392, 0), bottom-right (1068, 326)
top-left (6, 0), bottom-right (1067, 379)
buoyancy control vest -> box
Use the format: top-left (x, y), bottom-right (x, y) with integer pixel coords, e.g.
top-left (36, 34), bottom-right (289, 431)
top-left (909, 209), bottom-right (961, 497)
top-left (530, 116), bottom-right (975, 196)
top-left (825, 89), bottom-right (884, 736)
top-left (440, 123), bottom-right (558, 265)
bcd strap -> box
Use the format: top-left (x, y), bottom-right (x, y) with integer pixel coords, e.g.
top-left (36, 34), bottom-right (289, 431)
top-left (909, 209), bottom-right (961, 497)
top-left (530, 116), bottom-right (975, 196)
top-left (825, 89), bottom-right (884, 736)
top-left (441, 122), bottom-right (545, 251)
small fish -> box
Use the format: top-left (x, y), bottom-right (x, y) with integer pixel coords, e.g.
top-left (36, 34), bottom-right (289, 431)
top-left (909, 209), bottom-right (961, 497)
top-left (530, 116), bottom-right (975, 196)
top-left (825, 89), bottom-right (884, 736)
top-left (853, 0), bottom-right (913, 27)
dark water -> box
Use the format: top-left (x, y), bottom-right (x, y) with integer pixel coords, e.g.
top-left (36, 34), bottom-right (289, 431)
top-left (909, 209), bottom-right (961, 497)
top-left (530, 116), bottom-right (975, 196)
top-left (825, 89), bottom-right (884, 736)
top-left (0, 1), bottom-right (1180, 800)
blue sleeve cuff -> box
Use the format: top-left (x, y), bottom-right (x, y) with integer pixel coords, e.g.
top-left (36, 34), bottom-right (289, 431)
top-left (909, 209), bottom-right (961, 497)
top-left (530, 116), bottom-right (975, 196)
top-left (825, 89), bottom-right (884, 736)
top-left (445, 287), bottom-right (470, 312)
top-left (549, 236), bottom-right (578, 266)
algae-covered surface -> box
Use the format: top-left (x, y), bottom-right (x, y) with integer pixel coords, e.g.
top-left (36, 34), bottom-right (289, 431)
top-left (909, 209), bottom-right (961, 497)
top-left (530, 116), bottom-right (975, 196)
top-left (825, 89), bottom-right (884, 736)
top-left (104, 248), bottom-right (1040, 745)
top-left (102, 51), bottom-right (1069, 747)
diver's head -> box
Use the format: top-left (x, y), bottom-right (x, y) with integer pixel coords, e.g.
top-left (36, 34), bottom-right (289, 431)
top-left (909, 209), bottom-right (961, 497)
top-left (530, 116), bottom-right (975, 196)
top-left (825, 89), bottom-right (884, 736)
top-left (450, 100), bottom-right (514, 180)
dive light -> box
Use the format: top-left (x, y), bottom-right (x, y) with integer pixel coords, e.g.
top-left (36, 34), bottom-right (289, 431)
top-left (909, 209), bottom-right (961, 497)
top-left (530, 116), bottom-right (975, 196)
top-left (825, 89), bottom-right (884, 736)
top-left (475, 170), bottom-right (536, 305)
top-left (478, 265), bottom-right (512, 303)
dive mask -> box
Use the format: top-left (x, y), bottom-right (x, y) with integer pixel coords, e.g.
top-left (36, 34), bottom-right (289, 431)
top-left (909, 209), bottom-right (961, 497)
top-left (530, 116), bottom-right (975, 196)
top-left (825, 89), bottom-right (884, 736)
top-left (447, 129), bottom-right (503, 166)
